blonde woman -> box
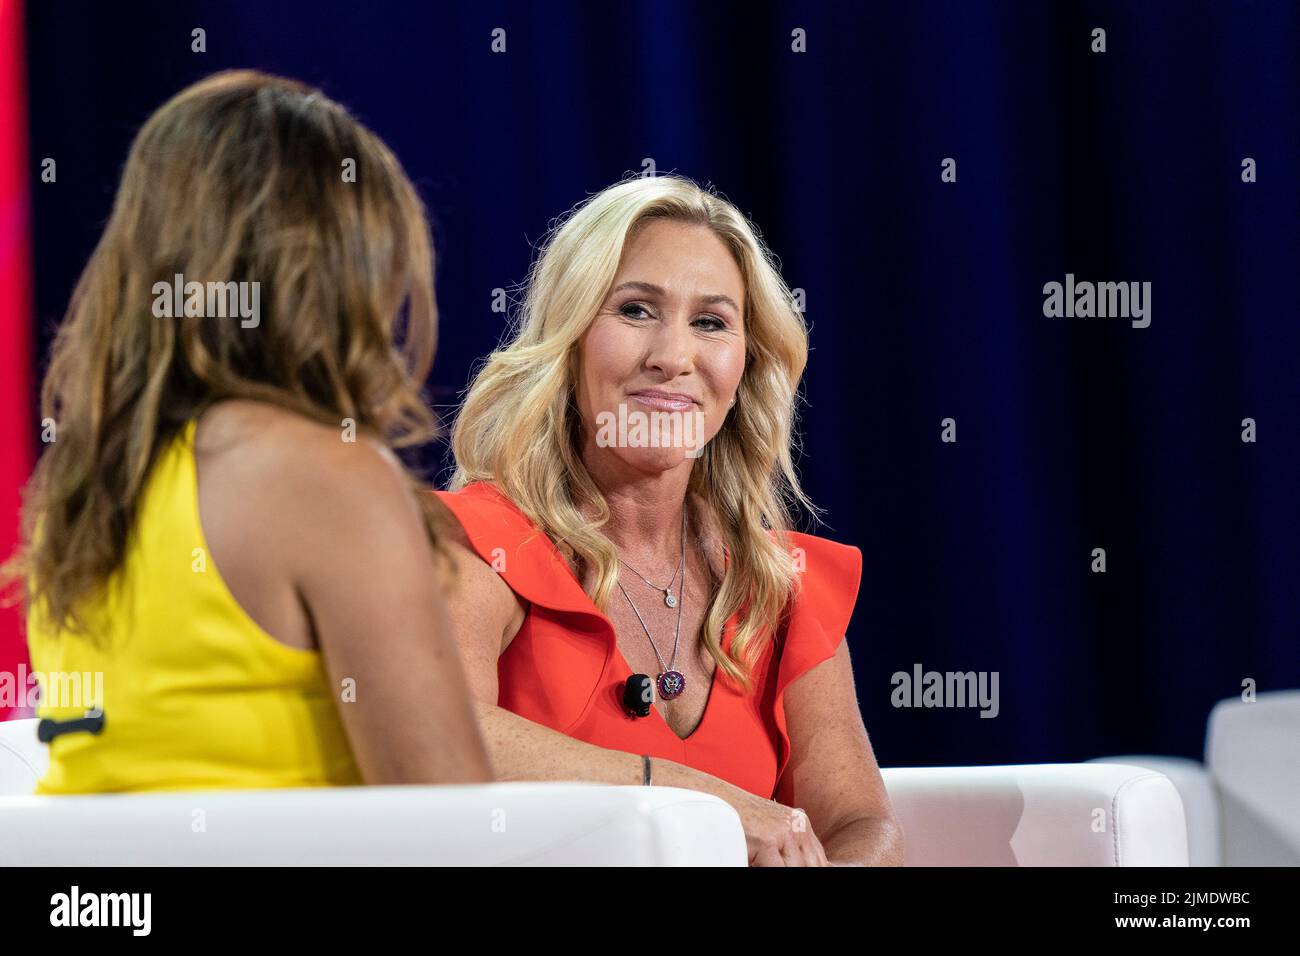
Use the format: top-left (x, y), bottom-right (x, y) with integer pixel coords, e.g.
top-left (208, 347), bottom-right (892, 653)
top-left (5, 71), bottom-right (490, 792)
top-left (432, 176), bottom-right (902, 866)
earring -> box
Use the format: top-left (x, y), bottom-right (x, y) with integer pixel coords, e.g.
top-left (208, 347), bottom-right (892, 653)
top-left (729, 395), bottom-right (737, 408)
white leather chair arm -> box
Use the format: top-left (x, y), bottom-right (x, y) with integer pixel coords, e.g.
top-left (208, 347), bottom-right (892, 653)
top-left (0, 782), bottom-right (747, 866)
top-left (1087, 755), bottom-right (1220, 866)
top-left (881, 763), bottom-right (1189, 866)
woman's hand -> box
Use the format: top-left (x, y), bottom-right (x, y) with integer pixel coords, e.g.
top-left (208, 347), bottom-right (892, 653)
top-left (731, 790), bottom-right (830, 866)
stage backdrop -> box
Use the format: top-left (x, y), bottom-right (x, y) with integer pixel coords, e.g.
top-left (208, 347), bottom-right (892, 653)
top-left (7, 1), bottom-right (1298, 766)
top-left (1, 0), bottom-right (33, 716)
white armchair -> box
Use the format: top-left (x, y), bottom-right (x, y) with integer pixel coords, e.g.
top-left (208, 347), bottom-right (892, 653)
top-left (884, 763), bottom-right (1186, 866)
top-left (0, 717), bottom-right (1189, 865)
top-left (0, 718), bottom-right (744, 865)
top-left (1090, 690), bottom-right (1300, 866)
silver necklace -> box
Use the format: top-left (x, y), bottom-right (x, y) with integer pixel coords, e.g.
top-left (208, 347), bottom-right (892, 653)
top-left (617, 570), bottom-right (687, 700)
top-left (619, 510), bottom-right (685, 607)
top-left (616, 509), bottom-right (689, 699)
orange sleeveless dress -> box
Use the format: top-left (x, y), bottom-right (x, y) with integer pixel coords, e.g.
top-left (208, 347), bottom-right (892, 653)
top-left (434, 482), bottom-right (863, 799)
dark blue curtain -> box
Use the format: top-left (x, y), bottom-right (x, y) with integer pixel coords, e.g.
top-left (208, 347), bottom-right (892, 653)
top-left (24, 0), bottom-right (1299, 766)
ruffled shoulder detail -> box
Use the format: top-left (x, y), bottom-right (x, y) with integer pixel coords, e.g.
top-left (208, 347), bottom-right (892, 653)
top-left (431, 482), bottom-right (599, 619)
top-left (771, 531), bottom-right (864, 783)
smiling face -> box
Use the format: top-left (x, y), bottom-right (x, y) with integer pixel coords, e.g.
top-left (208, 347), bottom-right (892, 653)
top-left (575, 218), bottom-right (747, 477)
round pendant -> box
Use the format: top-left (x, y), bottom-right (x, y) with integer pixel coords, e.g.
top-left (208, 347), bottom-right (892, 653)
top-left (658, 670), bottom-right (686, 700)
top-left (664, 591), bottom-right (678, 608)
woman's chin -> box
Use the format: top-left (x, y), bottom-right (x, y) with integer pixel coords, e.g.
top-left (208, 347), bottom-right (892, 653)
top-left (610, 445), bottom-right (699, 475)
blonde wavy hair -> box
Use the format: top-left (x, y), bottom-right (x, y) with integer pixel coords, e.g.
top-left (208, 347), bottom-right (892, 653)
top-left (449, 175), bottom-right (814, 691)
top-left (4, 70), bottom-right (439, 637)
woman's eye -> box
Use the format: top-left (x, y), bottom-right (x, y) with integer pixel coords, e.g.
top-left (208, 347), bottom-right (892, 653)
top-left (620, 303), bottom-right (651, 320)
top-left (694, 315), bottom-right (726, 331)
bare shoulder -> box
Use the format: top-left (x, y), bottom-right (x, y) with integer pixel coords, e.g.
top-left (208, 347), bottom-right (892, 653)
top-left (196, 400), bottom-right (407, 498)
top-left (426, 492), bottom-right (527, 656)
top-left (189, 401), bottom-right (436, 651)
top-left (194, 400), bottom-right (429, 586)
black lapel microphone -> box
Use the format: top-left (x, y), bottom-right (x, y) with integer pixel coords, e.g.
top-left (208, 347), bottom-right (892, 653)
top-left (623, 674), bottom-right (654, 717)
top-left (37, 711), bottom-right (106, 743)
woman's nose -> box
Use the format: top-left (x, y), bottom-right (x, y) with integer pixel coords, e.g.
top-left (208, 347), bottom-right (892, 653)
top-left (644, 315), bottom-right (694, 379)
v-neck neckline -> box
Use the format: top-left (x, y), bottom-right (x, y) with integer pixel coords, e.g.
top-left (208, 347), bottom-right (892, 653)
top-left (607, 598), bottom-right (726, 744)
top-left (530, 513), bottom-right (732, 745)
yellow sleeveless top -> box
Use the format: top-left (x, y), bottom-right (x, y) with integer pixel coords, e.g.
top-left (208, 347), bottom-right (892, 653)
top-left (27, 419), bottom-right (362, 793)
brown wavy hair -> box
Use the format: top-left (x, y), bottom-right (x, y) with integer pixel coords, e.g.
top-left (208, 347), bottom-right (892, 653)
top-left (2, 69), bottom-right (439, 636)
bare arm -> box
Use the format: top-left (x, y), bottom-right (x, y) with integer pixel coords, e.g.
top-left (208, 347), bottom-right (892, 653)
top-left (277, 432), bottom-right (492, 785)
top-left (775, 639), bottom-right (904, 866)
